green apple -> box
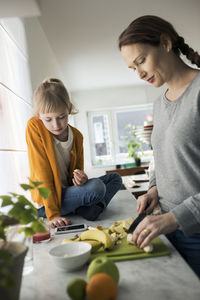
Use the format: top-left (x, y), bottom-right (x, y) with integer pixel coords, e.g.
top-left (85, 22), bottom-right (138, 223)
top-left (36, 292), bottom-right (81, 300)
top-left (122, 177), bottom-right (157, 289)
top-left (87, 256), bottom-right (119, 283)
top-left (66, 278), bottom-right (87, 300)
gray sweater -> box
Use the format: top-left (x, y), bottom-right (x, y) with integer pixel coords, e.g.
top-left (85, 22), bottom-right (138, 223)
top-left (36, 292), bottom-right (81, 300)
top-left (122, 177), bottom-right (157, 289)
top-left (149, 71), bottom-right (200, 237)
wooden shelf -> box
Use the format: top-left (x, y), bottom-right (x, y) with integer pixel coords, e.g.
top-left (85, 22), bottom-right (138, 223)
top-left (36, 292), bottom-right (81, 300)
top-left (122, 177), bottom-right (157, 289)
top-left (122, 176), bottom-right (149, 198)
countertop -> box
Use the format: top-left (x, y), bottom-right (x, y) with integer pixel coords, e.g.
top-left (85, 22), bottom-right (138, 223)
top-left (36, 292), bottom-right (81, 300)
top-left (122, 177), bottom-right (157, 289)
top-left (20, 190), bottom-right (200, 300)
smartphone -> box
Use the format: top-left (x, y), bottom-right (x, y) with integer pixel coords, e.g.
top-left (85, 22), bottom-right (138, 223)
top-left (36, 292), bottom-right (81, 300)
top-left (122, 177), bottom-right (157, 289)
top-left (54, 223), bottom-right (88, 235)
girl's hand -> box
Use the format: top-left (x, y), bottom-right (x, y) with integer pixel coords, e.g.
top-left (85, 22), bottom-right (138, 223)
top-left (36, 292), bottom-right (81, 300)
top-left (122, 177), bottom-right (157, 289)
top-left (49, 217), bottom-right (71, 228)
top-left (137, 185), bottom-right (159, 215)
top-left (131, 212), bottom-right (179, 249)
top-left (72, 169), bottom-right (88, 186)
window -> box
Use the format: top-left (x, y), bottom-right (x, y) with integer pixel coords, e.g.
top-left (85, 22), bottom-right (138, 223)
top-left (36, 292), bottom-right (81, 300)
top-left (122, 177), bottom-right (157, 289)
top-left (87, 104), bottom-right (153, 167)
top-left (87, 111), bottom-right (113, 166)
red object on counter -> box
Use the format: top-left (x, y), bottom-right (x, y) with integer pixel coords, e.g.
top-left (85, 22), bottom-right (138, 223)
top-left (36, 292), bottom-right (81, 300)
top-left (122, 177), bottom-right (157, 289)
top-left (144, 125), bottom-right (153, 130)
top-left (33, 231), bottom-right (51, 243)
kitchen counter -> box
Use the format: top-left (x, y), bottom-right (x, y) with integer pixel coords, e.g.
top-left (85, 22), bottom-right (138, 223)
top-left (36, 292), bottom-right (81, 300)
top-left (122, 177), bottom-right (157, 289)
top-left (20, 190), bottom-right (200, 300)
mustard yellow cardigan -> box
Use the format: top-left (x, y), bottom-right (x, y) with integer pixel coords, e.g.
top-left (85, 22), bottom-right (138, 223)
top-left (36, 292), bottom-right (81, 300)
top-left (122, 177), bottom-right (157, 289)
top-left (26, 117), bottom-right (84, 220)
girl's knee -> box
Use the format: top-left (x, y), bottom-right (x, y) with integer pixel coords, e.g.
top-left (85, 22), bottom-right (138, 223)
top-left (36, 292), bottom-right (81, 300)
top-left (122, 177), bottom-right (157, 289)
top-left (114, 172), bottom-right (122, 182)
top-left (110, 173), bottom-right (122, 186)
top-left (87, 178), bottom-right (106, 199)
top-left (94, 178), bottom-right (106, 197)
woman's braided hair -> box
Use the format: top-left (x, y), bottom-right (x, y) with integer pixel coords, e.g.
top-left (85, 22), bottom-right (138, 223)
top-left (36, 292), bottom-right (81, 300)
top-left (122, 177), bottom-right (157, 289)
top-left (118, 15), bottom-right (200, 68)
top-left (176, 36), bottom-right (200, 66)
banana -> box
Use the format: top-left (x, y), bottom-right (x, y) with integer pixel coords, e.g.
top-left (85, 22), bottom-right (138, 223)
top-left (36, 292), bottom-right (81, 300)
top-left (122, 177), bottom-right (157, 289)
top-left (109, 217), bottom-right (134, 234)
top-left (61, 217), bottom-right (135, 252)
top-left (143, 243), bottom-right (154, 253)
top-left (121, 217), bottom-right (134, 230)
top-left (79, 229), bottom-right (114, 250)
top-left (85, 240), bottom-right (103, 252)
top-left (127, 233), bottom-right (135, 245)
top-left (61, 237), bottom-right (102, 253)
top-left (127, 234), bottom-right (154, 253)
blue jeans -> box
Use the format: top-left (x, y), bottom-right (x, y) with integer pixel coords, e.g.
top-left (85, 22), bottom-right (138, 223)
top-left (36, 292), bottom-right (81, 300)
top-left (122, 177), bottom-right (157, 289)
top-left (166, 230), bottom-right (200, 278)
top-left (38, 173), bottom-right (122, 217)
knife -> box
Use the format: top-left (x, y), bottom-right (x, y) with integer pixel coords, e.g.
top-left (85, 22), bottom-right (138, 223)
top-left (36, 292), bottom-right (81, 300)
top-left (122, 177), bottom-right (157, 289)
top-left (127, 202), bottom-right (150, 233)
top-left (127, 212), bottom-right (147, 233)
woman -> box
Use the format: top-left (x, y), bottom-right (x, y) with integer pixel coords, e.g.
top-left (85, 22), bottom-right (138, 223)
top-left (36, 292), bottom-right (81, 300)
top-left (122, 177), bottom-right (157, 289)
top-left (26, 78), bottom-right (122, 228)
top-left (119, 15), bottom-right (200, 277)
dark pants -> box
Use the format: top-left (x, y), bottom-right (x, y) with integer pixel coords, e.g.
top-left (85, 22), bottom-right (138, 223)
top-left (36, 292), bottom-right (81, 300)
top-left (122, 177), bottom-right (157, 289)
top-left (166, 230), bottom-right (200, 278)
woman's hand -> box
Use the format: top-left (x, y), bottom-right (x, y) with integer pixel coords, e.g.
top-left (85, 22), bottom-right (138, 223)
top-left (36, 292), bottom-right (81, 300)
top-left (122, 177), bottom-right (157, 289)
top-left (131, 212), bottom-right (179, 249)
top-left (72, 169), bottom-right (88, 186)
top-left (49, 217), bottom-right (71, 228)
top-left (137, 185), bottom-right (159, 215)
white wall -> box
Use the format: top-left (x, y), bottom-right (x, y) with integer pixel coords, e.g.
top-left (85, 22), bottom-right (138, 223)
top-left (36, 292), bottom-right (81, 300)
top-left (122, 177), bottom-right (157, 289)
top-left (23, 17), bottom-right (63, 91)
top-left (72, 84), bottom-right (165, 177)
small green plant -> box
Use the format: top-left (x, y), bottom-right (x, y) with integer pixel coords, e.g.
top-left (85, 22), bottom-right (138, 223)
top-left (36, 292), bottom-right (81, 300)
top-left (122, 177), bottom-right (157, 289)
top-left (124, 124), bottom-right (142, 161)
top-left (0, 180), bottom-right (51, 289)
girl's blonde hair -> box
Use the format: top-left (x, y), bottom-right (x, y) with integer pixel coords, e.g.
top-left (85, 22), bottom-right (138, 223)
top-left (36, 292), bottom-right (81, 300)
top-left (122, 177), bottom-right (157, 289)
top-left (33, 78), bottom-right (78, 116)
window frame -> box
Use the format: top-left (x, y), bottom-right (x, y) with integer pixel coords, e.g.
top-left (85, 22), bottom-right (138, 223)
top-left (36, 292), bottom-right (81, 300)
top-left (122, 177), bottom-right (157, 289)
top-left (87, 103), bottom-right (153, 167)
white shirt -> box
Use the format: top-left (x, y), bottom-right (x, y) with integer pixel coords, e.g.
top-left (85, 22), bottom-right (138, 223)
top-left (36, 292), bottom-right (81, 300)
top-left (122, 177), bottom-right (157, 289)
top-left (53, 126), bottom-right (73, 188)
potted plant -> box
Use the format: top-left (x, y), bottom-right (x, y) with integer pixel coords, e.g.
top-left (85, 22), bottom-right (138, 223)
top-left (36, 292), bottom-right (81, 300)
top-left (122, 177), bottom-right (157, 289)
top-left (0, 180), bottom-right (50, 300)
top-left (124, 124), bottom-right (143, 167)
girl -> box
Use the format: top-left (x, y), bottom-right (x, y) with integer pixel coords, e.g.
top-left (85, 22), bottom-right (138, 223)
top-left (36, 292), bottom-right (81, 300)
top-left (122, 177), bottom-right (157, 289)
top-left (26, 78), bottom-right (122, 228)
top-left (119, 15), bottom-right (200, 277)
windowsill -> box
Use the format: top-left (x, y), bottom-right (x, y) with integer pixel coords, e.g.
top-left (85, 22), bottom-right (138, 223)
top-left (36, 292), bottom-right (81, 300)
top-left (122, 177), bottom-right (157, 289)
top-left (91, 150), bottom-right (153, 169)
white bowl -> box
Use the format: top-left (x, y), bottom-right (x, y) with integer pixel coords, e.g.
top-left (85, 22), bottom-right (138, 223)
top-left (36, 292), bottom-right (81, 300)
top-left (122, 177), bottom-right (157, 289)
top-left (49, 242), bottom-right (92, 271)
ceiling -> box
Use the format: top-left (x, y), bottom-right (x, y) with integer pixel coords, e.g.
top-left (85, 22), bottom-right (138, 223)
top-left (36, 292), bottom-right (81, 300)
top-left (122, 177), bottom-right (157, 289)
top-left (37, 0), bottom-right (200, 92)
top-left (0, 0), bottom-right (40, 18)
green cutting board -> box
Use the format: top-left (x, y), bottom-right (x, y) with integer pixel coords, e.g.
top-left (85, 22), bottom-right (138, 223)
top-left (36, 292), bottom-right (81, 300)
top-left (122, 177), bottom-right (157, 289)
top-left (89, 236), bottom-right (170, 262)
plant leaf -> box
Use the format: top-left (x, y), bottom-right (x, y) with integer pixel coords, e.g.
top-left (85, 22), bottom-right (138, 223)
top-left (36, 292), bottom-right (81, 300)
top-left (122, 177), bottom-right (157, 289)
top-left (0, 215), bottom-right (19, 226)
top-left (18, 196), bottom-right (38, 216)
top-left (23, 227), bottom-right (35, 236)
top-left (18, 195), bottom-right (35, 209)
top-left (38, 187), bottom-right (51, 199)
top-left (19, 210), bottom-right (36, 224)
top-left (20, 184), bottom-right (34, 191)
top-left (9, 192), bottom-right (18, 197)
top-left (0, 225), bottom-right (6, 241)
top-left (29, 179), bottom-right (43, 187)
top-left (31, 221), bottom-right (46, 233)
top-left (8, 203), bottom-right (35, 224)
top-left (0, 196), bottom-right (13, 206)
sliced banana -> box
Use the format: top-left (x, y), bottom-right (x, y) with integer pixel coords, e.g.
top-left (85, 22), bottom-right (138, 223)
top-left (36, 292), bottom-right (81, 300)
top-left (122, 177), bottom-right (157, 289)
top-left (143, 244), bottom-right (154, 253)
top-left (127, 233), bottom-right (135, 245)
